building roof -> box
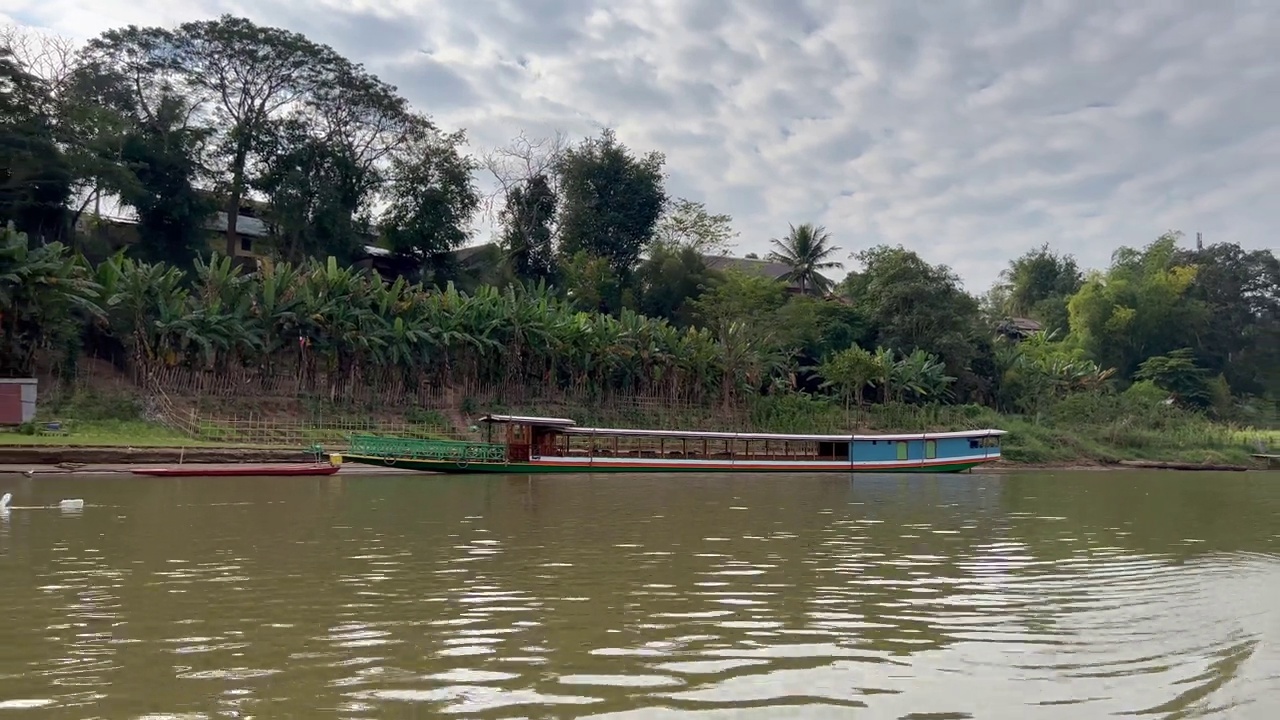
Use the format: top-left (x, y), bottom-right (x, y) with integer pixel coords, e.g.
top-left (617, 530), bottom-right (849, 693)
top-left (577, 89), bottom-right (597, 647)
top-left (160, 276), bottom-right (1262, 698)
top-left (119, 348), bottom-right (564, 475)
top-left (997, 317), bottom-right (1044, 337)
top-left (204, 212), bottom-right (269, 238)
top-left (701, 253), bottom-right (837, 293)
top-left (703, 254), bottom-right (795, 282)
top-left (453, 243), bottom-right (499, 263)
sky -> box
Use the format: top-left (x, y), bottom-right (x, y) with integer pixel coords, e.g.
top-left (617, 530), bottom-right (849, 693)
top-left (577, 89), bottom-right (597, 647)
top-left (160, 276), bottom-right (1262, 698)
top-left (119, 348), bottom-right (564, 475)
top-left (4, 0), bottom-right (1278, 291)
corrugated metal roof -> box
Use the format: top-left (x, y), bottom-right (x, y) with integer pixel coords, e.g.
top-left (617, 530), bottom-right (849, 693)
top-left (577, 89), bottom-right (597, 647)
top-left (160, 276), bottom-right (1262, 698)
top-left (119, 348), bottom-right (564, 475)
top-left (479, 414), bottom-right (577, 427)
top-left (204, 212), bottom-right (270, 238)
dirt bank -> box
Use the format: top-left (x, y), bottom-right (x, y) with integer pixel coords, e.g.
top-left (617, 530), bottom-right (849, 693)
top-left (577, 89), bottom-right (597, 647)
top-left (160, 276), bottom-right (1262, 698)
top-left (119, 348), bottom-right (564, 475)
top-left (0, 446), bottom-right (317, 466)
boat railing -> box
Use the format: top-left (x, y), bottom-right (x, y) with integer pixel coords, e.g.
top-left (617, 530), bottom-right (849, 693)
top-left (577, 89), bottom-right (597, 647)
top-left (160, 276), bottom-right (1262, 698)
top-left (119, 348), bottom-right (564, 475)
top-left (348, 434), bottom-right (507, 462)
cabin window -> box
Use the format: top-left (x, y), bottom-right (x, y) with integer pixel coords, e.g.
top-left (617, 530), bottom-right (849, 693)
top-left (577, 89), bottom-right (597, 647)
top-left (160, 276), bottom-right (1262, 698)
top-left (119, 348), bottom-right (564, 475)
top-left (240, 236), bottom-right (253, 252)
top-left (925, 439), bottom-right (937, 459)
top-left (896, 441), bottom-right (908, 461)
top-left (969, 439), bottom-right (981, 449)
top-left (567, 435), bottom-right (593, 456)
top-left (818, 441), bottom-right (850, 460)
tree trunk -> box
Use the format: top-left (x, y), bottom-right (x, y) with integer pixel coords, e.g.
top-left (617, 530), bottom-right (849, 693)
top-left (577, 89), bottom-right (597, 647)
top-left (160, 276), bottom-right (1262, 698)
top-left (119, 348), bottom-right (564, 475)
top-left (224, 143), bottom-right (250, 258)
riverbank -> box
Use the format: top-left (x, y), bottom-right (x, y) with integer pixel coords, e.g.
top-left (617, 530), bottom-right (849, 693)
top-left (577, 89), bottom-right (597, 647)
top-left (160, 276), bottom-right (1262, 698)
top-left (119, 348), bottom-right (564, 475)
top-left (3, 396), bottom-right (1275, 472)
top-left (0, 461), bottom-right (419, 476)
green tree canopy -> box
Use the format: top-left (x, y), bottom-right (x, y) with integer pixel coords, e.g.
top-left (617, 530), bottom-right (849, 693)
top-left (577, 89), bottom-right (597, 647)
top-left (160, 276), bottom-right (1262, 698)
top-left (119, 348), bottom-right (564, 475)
top-left (556, 128), bottom-right (666, 276)
top-left (996, 243), bottom-right (1083, 333)
top-left (845, 245), bottom-right (981, 391)
top-left (1067, 233), bottom-right (1207, 380)
top-left (654, 198), bottom-right (736, 256)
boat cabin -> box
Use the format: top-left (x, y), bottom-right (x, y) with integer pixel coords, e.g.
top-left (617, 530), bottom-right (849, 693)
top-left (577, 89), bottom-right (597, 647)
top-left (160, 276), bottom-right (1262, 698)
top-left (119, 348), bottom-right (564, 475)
top-left (479, 414), bottom-right (576, 461)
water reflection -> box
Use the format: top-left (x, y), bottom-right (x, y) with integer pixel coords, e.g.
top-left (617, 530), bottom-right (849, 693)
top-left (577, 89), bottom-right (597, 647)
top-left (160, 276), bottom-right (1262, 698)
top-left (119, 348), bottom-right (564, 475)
top-left (0, 470), bottom-right (1276, 717)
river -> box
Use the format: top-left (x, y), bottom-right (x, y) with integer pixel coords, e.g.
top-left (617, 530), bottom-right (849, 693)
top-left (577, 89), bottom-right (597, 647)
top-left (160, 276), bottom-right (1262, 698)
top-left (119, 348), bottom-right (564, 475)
top-left (0, 470), bottom-right (1277, 718)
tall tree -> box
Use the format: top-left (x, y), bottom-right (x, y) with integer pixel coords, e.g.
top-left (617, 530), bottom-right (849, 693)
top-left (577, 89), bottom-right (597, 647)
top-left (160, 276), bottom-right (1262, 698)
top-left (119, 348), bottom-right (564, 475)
top-left (0, 46), bottom-right (72, 241)
top-left (692, 270), bottom-right (788, 344)
top-left (499, 174), bottom-right (557, 283)
top-left (1, 26), bottom-right (115, 233)
top-left (654, 198), bottom-right (736, 256)
top-left (252, 63), bottom-right (416, 263)
top-left (996, 243), bottom-right (1083, 333)
top-left (118, 92), bottom-right (217, 267)
top-left (378, 122), bottom-right (480, 276)
top-left (1067, 233), bottom-right (1206, 381)
top-left (86, 16), bottom-right (355, 258)
top-left (253, 117), bottom-right (363, 262)
top-left (635, 243), bottom-right (716, 326)
top-left (845, 245), bottom-right (981, 396)
top-left (483, 132), bottom-right (565, 282)
top-left (1173, 241), bottom-right (1280, 397)
top-left (74, 37), bottom-right (214, 263)
top-left (768, 223), bottom-right (843, 295)
top-left (556, 128), bottom-right (666, 275)
top-left (0, 26), bottom-right (80, 97)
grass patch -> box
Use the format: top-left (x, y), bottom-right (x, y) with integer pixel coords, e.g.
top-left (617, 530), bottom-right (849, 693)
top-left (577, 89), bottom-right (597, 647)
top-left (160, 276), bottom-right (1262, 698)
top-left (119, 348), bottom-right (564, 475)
top-left (0, 419), bottom-right (234, 447)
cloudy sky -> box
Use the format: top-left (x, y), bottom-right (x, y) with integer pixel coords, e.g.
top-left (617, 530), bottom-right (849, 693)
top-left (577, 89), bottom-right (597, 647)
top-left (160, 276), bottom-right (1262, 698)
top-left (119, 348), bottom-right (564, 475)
top-left (4, 0), bottom-right (1278, 290)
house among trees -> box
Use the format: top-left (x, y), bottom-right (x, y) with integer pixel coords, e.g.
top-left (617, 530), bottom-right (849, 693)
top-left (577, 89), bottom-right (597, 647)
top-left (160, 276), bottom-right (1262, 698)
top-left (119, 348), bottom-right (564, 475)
top-left (996, 317), bottom-right (1044, 341)
top-left (702, 254), bottom-right (832, 295)
top-left (75, 204), bottom-right (271, 262)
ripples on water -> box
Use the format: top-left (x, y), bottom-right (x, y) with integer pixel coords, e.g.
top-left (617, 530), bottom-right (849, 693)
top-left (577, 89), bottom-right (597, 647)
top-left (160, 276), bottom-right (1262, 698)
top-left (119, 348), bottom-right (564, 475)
top-left (0, 472), bottom-right (1277, 718)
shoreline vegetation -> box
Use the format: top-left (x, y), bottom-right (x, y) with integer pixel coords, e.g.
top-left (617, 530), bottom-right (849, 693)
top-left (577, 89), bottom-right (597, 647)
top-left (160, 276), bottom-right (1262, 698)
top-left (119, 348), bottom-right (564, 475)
top-left (2, 17), bottom-right (1278, 475)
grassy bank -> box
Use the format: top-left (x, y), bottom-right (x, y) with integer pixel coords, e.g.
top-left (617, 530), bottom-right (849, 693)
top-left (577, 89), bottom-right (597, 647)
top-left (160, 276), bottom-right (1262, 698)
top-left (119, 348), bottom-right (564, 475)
top-left (0, 420), bottom-right (232, 447)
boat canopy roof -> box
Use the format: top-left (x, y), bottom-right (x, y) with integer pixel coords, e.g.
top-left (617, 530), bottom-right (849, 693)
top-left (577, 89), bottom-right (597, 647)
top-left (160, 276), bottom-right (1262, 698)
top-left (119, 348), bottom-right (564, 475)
top-left (562, 426), bottom-right (1007, 442)
top-left (563, 426), bottom-right (852, 442)
top-left (478, 413), bottom-right (1007, 441)
top-left (478, 414), bottom-right (577, 428)
top-left (852, 429), bottom-right (1008, 440)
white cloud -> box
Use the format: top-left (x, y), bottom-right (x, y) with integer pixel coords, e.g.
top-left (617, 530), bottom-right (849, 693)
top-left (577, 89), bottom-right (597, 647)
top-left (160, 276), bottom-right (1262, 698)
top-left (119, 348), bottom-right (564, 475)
top-left (6, 0), bottom-right (1279, 290)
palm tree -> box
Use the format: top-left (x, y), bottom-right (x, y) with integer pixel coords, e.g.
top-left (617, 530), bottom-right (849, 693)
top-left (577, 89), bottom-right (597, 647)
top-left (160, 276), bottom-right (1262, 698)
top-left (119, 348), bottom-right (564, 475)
top-left (767, 223), bottom-right (843, 295)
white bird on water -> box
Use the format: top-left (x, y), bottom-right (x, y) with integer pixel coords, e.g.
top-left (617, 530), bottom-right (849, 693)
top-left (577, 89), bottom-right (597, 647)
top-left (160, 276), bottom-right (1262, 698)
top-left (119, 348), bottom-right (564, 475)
top-left (0, 493), bottom-right (84, 511)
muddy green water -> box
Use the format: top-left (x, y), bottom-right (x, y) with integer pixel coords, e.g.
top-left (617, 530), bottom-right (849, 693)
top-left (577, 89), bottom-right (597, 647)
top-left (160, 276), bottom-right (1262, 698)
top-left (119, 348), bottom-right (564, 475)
top-left (0, 471), bottom-right (1278, 718)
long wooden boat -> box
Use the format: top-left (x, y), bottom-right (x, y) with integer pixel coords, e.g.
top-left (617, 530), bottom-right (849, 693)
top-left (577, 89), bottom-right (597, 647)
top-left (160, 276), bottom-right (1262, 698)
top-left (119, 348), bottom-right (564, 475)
top-left (131, 463), bottom-right (341, 477)
top-left (335, 414), bottom-right (1006, 474)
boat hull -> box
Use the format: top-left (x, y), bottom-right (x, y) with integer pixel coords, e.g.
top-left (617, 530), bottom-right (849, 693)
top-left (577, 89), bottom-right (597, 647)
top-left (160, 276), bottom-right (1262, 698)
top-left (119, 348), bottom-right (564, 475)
top-left (339, 453), bottom-right (994, 475)
top-left (131, 464), bottom-right (340, 477)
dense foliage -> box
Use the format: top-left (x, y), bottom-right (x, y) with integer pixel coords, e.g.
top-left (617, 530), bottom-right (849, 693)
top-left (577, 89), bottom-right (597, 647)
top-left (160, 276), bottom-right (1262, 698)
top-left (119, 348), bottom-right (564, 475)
top-left (1, 19), bottom-right (1277, 432)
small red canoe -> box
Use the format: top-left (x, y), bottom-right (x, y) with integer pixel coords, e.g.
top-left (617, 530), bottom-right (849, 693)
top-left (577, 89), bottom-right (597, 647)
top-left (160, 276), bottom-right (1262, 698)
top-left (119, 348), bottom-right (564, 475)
top-left (131, 463), bottom-right (341, 477)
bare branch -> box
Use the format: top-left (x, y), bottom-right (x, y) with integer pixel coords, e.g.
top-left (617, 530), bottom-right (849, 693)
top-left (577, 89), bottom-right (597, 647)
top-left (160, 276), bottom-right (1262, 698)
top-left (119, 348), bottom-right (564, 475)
top-left (0, 24), bottom-right (82, 97)
top-left (480, 130), bottom-right (568, 222)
